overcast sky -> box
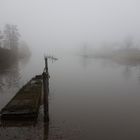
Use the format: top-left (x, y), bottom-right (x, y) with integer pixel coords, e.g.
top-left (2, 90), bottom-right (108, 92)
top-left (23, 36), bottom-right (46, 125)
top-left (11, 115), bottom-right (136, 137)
top-left (0, 0), bottom-right (140, 53)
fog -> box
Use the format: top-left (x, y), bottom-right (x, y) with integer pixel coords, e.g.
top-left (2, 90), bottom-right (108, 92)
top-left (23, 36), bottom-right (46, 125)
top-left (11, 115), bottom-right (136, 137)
top-left (1, 1), bottom-right (140, 140)
top-left (0, 0), bottom-right (140, 55)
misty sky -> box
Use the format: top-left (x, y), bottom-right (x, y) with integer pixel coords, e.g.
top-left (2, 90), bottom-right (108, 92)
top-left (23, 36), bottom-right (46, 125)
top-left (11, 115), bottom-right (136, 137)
top-left (0, 0), bottom-right (140, 53)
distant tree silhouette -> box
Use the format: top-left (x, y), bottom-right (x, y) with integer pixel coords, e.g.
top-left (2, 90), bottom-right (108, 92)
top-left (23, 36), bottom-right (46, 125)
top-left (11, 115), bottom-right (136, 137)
top-left (4, 24), bottom-right (20, 54)
top-left (0, 30), bottom-right (3, 48)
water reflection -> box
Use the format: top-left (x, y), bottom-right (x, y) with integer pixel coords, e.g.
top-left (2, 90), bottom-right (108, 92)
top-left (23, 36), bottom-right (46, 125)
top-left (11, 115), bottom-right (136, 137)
top-left (44, 121), bottom-right (49, 140)
top-left (122, 65), bottom-right (132, 80)
top-left (80, 55), bottom-right (140, 82)
top-left (48, 56), bottom-right (140, 140)
top-left (0, 56), bottom-right (50, 140)
top-left (0, 61), bottom-right (20, 93)
top-left (0, 56), bottom-right (32, 111)
top-left (19, 56), bottom-right (31, 66)
top-left (0, 56), bottom-right (31, 92)
top-left (80, 55), bottom-right (92, 69)
top-left (1, 54), bottom-right (140, 140)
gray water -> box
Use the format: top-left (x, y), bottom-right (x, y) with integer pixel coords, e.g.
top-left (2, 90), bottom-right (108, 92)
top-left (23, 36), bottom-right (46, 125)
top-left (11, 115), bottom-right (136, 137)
top-left (1, 53), bottom-right (140, 140)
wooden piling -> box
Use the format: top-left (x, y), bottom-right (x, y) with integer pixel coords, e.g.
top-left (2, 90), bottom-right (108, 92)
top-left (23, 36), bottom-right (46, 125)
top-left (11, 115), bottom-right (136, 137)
top-left (43, 57), bottom-right (49, 122)
top-left (45, 57), bottom-right (48, 73)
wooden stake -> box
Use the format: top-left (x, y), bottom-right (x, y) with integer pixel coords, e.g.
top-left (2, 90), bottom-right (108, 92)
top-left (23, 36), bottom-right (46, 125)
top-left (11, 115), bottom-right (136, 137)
top-left (43, 57), bottom-right (49, 122)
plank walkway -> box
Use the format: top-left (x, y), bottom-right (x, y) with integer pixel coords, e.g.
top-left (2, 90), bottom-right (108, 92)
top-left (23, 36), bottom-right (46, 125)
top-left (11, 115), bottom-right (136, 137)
top-left (1, 75), bottom-right (42, 123)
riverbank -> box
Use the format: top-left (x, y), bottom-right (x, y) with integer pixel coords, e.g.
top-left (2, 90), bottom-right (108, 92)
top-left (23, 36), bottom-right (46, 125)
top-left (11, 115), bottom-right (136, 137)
top-left (91, 48), bottom-right (140, 65)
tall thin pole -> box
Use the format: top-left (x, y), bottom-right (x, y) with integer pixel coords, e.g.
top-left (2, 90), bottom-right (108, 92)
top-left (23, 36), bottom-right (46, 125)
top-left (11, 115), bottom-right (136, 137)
top-left (43, 57), bottom-right (49, 122)
top-left (45, 57), bottom-right (48, 73)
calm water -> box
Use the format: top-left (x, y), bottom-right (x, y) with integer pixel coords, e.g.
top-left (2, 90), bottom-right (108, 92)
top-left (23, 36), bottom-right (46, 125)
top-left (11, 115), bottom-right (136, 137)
top-left (1, 53), bottom-right (140, 140)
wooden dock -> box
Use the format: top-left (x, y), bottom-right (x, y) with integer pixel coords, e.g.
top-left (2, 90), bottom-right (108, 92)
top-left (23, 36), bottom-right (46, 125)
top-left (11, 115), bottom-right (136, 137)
top-left (0, 57), bottom-right (49, 126)
top-left (1, 75), bottom-right (43, 123)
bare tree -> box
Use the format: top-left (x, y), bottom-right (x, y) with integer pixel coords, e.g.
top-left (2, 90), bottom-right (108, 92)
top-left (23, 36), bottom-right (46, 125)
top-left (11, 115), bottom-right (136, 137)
top-left (4, 24), bottom-right (20, 53)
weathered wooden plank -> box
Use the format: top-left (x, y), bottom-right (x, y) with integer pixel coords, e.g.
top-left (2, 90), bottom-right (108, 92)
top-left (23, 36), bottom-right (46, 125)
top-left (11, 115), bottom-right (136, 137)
top-left (1, 75), bottom-right (42, 122)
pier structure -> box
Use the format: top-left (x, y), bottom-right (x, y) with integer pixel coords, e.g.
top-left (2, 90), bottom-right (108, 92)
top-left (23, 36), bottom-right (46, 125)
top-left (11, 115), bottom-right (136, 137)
top-left (0, 58), bottom-right (49, 125)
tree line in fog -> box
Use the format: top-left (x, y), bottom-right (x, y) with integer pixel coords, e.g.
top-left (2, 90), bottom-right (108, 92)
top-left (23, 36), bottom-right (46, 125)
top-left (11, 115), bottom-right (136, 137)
top-left (80, 37), bottom-right (140, 63)
top-left (0, 24), bottom-right (19, 52)
top-left (0, 24), bottom-right (31, 59)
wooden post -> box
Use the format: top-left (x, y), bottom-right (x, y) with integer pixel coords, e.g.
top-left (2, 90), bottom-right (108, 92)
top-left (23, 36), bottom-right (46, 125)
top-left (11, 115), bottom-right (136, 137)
top-left (43, 57), bottom-right (49, 122)
top-left (45, 57), bottom-right (48, 73)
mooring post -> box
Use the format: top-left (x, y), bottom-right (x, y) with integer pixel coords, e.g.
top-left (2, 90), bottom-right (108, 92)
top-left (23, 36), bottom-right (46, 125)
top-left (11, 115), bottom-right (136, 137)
top-left (43, 57), bottom-right (49, 122)
top-left (45, 57), bottom-right (48, 73)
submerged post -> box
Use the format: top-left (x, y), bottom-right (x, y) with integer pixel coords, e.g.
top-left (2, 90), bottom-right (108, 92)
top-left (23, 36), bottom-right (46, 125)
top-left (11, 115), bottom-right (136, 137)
top-left (43, 57), bottom-right (49, 122)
